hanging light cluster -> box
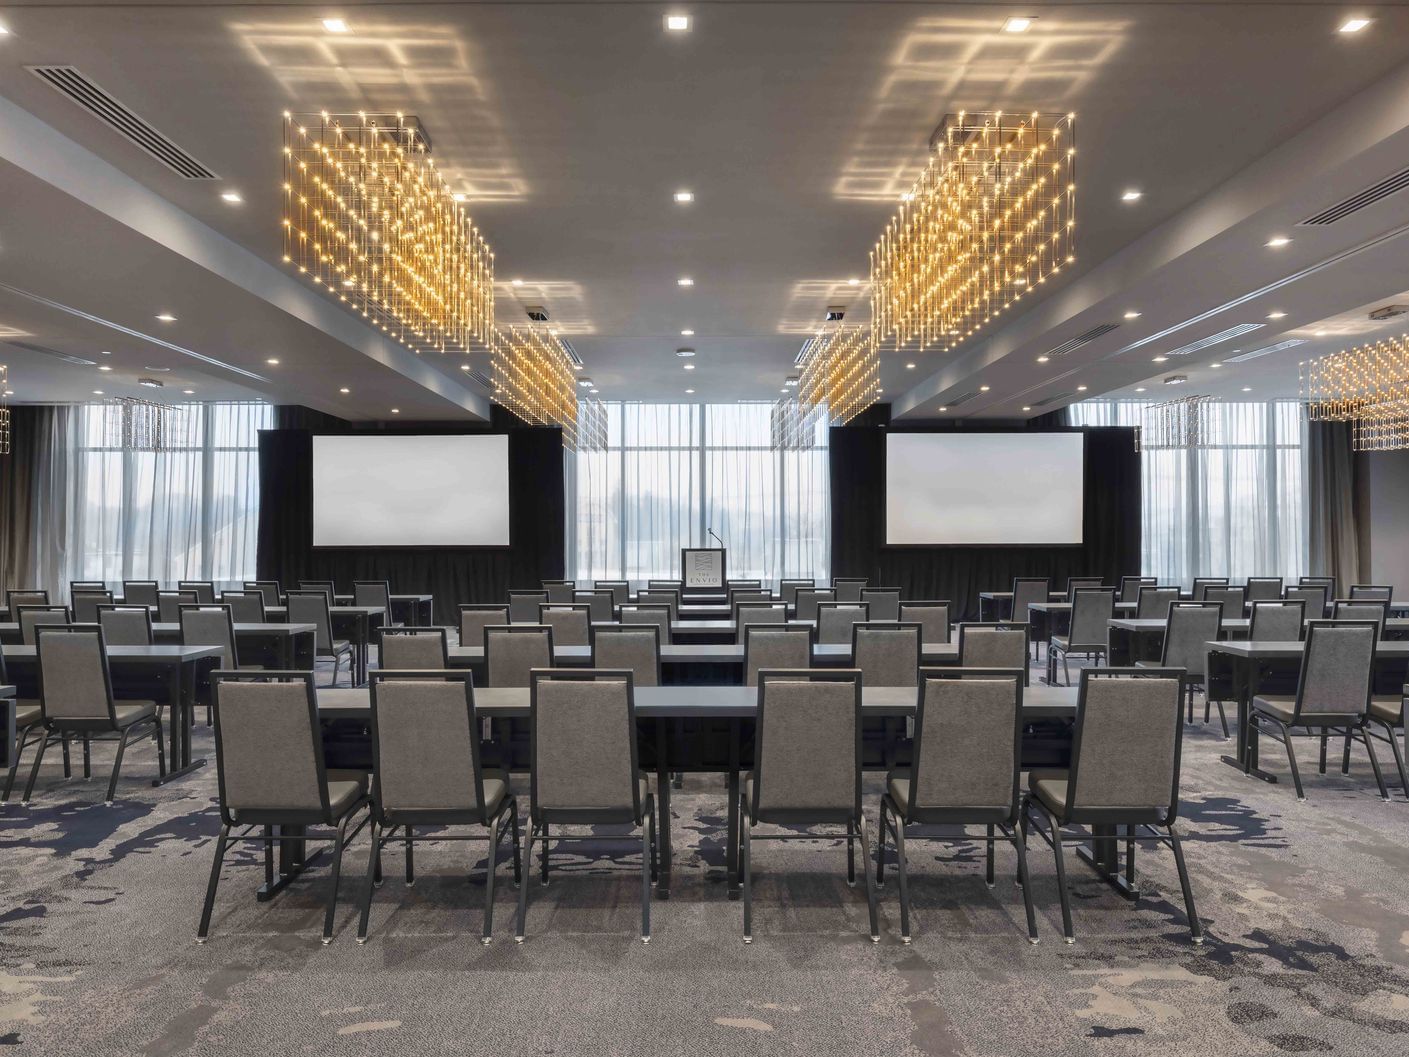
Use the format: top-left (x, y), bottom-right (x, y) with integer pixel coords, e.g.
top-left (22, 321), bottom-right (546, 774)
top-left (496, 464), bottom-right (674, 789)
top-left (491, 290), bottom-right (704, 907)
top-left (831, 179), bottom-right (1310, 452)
top-left (577, 396), bottom-right (609, 452)
top-left (282, 111), bottom-right (495, 354)
top-left (0, 365), bottom-right (10, 456)
top-left (770, 396), bottom-right (824, 451)
top-left (1302, 334), bottom-right (1409, 451)
top-left (870, 111), bottom-right (1076, 355)
top-left (105, 397), bottom-right (184, 453)
top-left (1137, 395), bottom-right (1217, 451)
top-left (797, 324), bottom-right (879, 426)
top-left (490, 323), bottom-right (582, 445)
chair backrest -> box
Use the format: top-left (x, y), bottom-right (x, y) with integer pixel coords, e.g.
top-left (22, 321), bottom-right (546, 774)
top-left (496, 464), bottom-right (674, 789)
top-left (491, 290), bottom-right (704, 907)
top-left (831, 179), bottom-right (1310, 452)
top-left (1244, 577), bottom-right (1284, 603)
top-left (957, 623), bottom-right (1029, 673)
top-left (1248, 599), bottom-right (1305, 642)
top-left (18, 605), bottom-right (70, 646)
top-left (899, 601), bottom-right (951, 644)
top-left (1064, 577), bottom-right (1104, 600)
top-left (243, 580), bottom-right (281, 607)
top-left (573, 589), bottom-right (615, 622)
top-left (96, 604), bottom-right (153, 646)
top-left (122, 581), bottom-right (160, 607)
top-left (1299, 575), bottom-right (1337, 592)
top-left (1062, 669), bottom-right (1185, 822)
top-left (380, 628), bottom-right (449, 669)
top-left (178, 581), bottom-right (218, 604)
top-left (180, 604), bottom-right (239, 669)
top-left (36, 625), bottom-right (116, 724)
top-left (353, 580), bottom-right (393, 612)
top-left (1295, 621), bottom-right (1377, 719)
top-left (727, 579), bottom-right (763, 591)
top-left (286, 590), bottom-right (335, 651)
top-left (1204, 585), bottom-right (1246, 622)
top-left (1160, 602), bottom-right (1221, 678)
top-left (1190, 577), bottom-right (1229, 601)
top-left (298, 580), bottom-right (336, 603)
top-left (68, 581), bottom-right (106, 598)
top-left (816, 602), bottom-right (869, 645)
top-left (593, 580), bottom-right (630, 606)
top-left (542, 581), bottom-right (576, 604)
top-left (1332, 599), bottom-right (1388, 637)
top-left (211, 673), bottom-right (329, 824)
top-left (370, 671), bottom-right (487, 822)
top-left (795, 588), bottom-right (835, 622)
top-left (852, 622), bottom-right (920, 687)
top-left (1284, 585), bottom-right (1328, 618)
top-left (1067, 588), bottom-right (1116, 649)
top-left (220, 590), bottom-right (266, 623)
top-left (508, 590), bottom-right (549, 623)
top-left (538, 603), bottom-right (591, 647)
top-left (637, 590), bottom-right (679, 620)
top-left (529, 670), bottom-right (641, 823)
top-left (591, 625), bottom-right (661, 687)
top-left (1118, 576), bottom-right (1156, 603)
top-left (459, 605), bottom-right (509, 646)
top-left (734, 602), bottom-right (786, 642)
top-left (158, 589), bottom-right (198, 623)
top-left (620, 603), bottom-right (672, 644)
top-left (744, 625), bottom-right (812, 686)
top-left (752, 670), bottom-right (861, 822)
top-left (1008, 578), bottom-right (1050, 625)
top-left (1136, 585), bottom-right (1180, 620)
top-left (70, 590), bottom-right (114, 623)
top-left (729, 589), bottom-right (773, 614)
top-left (486, 625), bottom-right (553, 687)
top-left (907, 668), bottom-right (1023, 823)
top-left (647, 579), bottom-right (683, 593)
top-left (7, 588), bottom-right (50, 612)
top-left (779, 579), bottom-right (814, 606)
top-left (1349, 584), bottom-right (1393, 602)
top-left (859, 588), bottom-right (901, 622)
top-left (832, 578), bottom-right (868, 603)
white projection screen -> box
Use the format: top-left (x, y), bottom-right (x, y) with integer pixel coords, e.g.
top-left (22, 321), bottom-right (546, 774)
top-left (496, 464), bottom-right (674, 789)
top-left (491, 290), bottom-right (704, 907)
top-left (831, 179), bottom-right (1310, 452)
top-left (312, 434), bottom-right (510, 547)
top-left (885, 433), bottom-right (1085, 545)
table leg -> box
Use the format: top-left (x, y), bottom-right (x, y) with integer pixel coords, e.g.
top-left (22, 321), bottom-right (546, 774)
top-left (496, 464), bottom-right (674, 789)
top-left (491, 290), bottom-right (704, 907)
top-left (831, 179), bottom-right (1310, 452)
top-left (727, 718), bottom-right (741, 899)
top-left (1219, 656), bottom-right (1279, 783)
top-left (152, 658), bottom-right (207, 786)
top-left (257, 824), bottom-right (318, 901)
top-left (655, 719), bottom-right (671, 898)
top-left (1076, 823), bottom-right (1138, 899)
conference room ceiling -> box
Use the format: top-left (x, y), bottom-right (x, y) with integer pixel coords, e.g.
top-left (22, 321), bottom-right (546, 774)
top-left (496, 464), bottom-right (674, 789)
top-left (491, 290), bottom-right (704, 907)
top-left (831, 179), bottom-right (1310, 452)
top-left (1, 2), bottom-right (1408, 420)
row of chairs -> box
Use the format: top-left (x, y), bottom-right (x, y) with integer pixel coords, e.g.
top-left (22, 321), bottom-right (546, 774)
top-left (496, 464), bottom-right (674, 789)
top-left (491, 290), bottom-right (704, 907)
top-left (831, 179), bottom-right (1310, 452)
top-left (197, 666), bottom-right (1202, 947)
top-left (7, 579), bottom-right (405, 613)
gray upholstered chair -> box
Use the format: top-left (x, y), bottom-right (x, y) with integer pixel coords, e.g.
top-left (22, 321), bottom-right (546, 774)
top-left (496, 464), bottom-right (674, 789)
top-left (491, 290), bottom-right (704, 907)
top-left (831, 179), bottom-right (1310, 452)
top-left (358, 671), bottom-right (520, 943)
top-left (779, 579), bottom-right (814, 608)
top-left (1191, 577), bottom-right (1229, 601)
top-left (538, 603), bottom-right (591, 647)
top-left (122, 581), bottom-right (160, 607)
top-left (198, 671), bottom-right (370, 943)
top-left (637, 590), bottom-right (680, 620)
top-left (647, 579), bottom-right (683, 593)
top-left (0, 646), bottom-right (44, 802)
top-left (1118, 576), bottom-right (1156, 603)
top-left (518, 669), bottom-right (654, 942)
top-left (816, 602), bottom-right (868, 645)
top-left (958, 623), bottom-right (1030, 683)
top-left (1048, 588), bottom-right (1115, 685)
top-left (1136, 586), bottom-right (1180, 620)
top-left (70, 590), bottom-right (113, 623)
top-left (353, 581), bottom-right (404, 634)
top-left (7, 590), bottom-right (50, 616)
top-left (795, 588), bottom-right (836, 623)
top-left (18, 605), bottom-right (70, 645)
top-left (1332, 600), bottom-right (1389, 637)
top-left (877, 668), bottom-right (1036, 943)
top-left (1249, 599), bottom-right (1305, 642)
top-left (591, 625), bottom-right (661, 687)
top-left (1063, 577), bottom-right (1104, 600)
top-left (459, 605), bottom-right (510, 647)
top-left (158, 589), bottom-right (198, 624)
top-left (69, 581), bottom-right (106, 597)
top-left (486, 625), bottom-right (553, 687)
top-left (1298, 576), bottom-right (1337, 600)
top-left (740, 669), bottom-right (877, 943)
top-left (542, 580), bottom-right (575, 604)
top-left (1007, 578), bottom-right (1050, 656)
top-left (593, 580), bottom-right (630, 607)
top-left (1204, 586), bottom-right (1246, 623)
top-left (620, 603), bottom-right (672, 644)
top-left (23, 626), bottom-right (164, 804)
top-left (832, 578), bottom-right (868, 603)
top-left (179, 604), bottom-right (244, 670)
top-left (735, 602), bottom-right (787, 642)
top-left (860, 588), bottom-right (902, 622)
top-left (508, 591), bottom-right (549, 624)
top-left (1349, 584), bottom-right (1393, 602)
top-left (242, 580), bottom-right (282, 607)
top-left (727, 579), bottom-right (763, 592)
top-left (744, 626), bottom-right (812, 686)
top-left (298, 580), bottom-right (336, 603)
top-left (1249, 621), bottom-right (1386, 801)
top-left (852, 622), bottom-right (920, 687)
top-left (178, 581), bottom-right (218, 604)
top-left (1024, 668), bottom-right (1201, 944)
top-left (1284, 585), bottom-right (1328, 619)
top-left (1365, 689), bottom-right (1408, 798)
top-left (1140, 602), bottom-right (1221, 730)
top-left (287, 590), bottom-right (355, 687)
top-left (573, 589), bottom-right (615, 623)
top-left (379, 628), bottom-right (449, 669)
top-left (1245, 577), bottom-right (1284, 604)
top-left (220, 590), bottom-right (266, 623)
top-left (96, 604), bottom-right (153, 646)
top-left (729, 589), bottom-right (773, 613)
top-left (899, 601), bottom-right (951, 645)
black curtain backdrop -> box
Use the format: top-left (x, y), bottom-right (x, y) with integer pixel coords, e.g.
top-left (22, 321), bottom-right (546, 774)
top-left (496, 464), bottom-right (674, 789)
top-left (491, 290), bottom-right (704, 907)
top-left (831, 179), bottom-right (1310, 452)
top-left (830, 418), bottom-right (1140, 621)
top-left (257, 407), bottom-right (565, 612)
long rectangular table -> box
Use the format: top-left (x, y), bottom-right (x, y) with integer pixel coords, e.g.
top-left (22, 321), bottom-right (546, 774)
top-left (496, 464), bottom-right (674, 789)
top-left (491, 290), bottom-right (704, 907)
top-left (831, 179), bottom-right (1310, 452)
top-left (1107, 617), bottom-right (1409, 668)
top-left (147, 622), bottom-right (317, 669)
top-left (334, 594), bottom-right (434, 626)
top-left (443, 641), bottom-right (961, 669)
top-left (264, 606), bottom-right (385, 684)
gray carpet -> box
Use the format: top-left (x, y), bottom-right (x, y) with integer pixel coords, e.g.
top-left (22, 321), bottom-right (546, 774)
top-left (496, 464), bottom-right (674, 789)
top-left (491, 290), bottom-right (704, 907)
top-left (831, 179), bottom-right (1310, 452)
top-left (5, 675), bottom-right (1409, 1055)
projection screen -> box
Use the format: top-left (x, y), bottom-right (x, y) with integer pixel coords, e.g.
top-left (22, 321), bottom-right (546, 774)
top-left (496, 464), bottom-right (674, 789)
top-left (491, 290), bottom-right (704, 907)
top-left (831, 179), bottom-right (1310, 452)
top-left (885, 433), bottom-right (1084, 545)
top-left (312, 434), bottom-right (510, 547)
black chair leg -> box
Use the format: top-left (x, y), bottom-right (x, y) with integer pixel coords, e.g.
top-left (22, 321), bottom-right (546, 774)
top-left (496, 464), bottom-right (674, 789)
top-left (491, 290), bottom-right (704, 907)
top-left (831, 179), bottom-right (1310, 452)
top-left (1042, 806), bottom-right (1074, 943)
top-left (1280, 722), bottom-right (1305, 800)
top-left (82, 735), bottom-right (91, 780)
top-left (1318, 733), bottom-right (1328, 774)
top-left (515, 824), bottom-right (536, 942)
top-left (1212, 699), bottom-right (1230, 740)
top-left (1379, 721), bottom-right (1409, 798)
top-left (196, 823), bottom-right (230, 942)
top-left (404, 825), bottom-right (415, 885)
top-left (3, 727), bottom-right (37, 802)
top-left (1360, 728), bottom-right (1389, 801)
top-left (875, 799), bottom-right (888, 888)
top-left (61, 734), bottom-right (71, 778)
top-left (322, 813), bottom-right (352, 944)
top-left (22, 733), bottom-right (51, 803)
top-left (152, 718), bottom-right (165, 776)
top-left (105, 727), bottom-right (132, 803)
top-left (641, 793), bottom-right (653, 943)
top-left (483, 815), bottom-right (503, 945)
top-left (741, 796), bottom-right (754, 944)
top-left (892, 816), bottom-right (912, 943)
top-left (845, 819), bottom-right (856, 887)
top-left (509, 803), bottom-right (522, 887)
top-left (1011, 825), bottom-right (1039, 944)
top-left (985, 824), bottom-right (996, 887)
top-left (357, 822), bottom-right (381, 943)
top-left (1168, 824), bottom-right (1203, 944)
top-left (647, 797), bottom-right (658, 886)
top-left (1342, 732), bottom-right (1353, 776)
top-left (858, 814), bottom-right (880, 943)
top-left (539, 822), bottom-right (551, 886)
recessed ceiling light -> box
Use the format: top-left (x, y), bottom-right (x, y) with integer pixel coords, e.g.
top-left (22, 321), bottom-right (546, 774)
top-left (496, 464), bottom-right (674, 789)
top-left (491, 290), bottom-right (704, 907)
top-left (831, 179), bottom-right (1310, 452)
top-left (677, 277), bottom-right (694, 287)
top-left (680, 329), bottom-right (694, 336)
top-left (589, 387), bottom-right (599, 394)
top-left (155, 313), bottom-right (176, 322)
top-left (182, 389), bottom-right (195, 395)
top-left (1002, 16), bottom-right (1034, 33)
top-left (2, 390), bottom-right (12, 397)
top-left (877, 388), bottom-right (885, 394)
top-left (905, 362), bottom-right (916, 369)
top-left (1339, 17), bottom-right (1372, 33)
top-left (674, 190), bottom-right (694, 203)
top-left (322, 18), bottom-right (350, 34)
top-left (1135, 387), bottom-right (1147, 393)
top-left (665, 14), bottom-right (690, 32)
top-left (979, 385), bottom-right (990, 392)
top-left (451, 192), bottom-right (468, 203)
top-left (938, 406), bottom-right (948, 412)
top-left (1152, 355), bottom-right (1168, 363)
top-left (1210, 362), bottom-right (1224, 369)
top-left (780, 388), bottom-right (789, 394)
top-left (1036, 355), bottom-right (1050, 364)
top-left (683, 363), bottom-right (696, 370)
top-left (92, 390), bottom-right (104, 395)
top-left (99, 350), bottom-right (112, 355)
top-left (1266, 235), bottom-right (1293, 248)
top-left (1121, 189), bottom-right (1143, 202)
top-left (221, 191), bottom-right (242, 204)
top-left (266, 358), bottom-right (280, 365)
top-left (0, 22), bottom-right (11, 37)
top-left (1241, 386), bottom-right (1252, 392)
top-left (1021, 406), bottom-right (1032, 412)
top-left (848, 278), bottom-right (861, 286)
top-left (390, 407), bottom-right (400, 413)
top-left (1267, 311), bottom-right (1287, 319)
top-left (510, 278), bottom-right (523, 286)
top-left (1077, 385), bottom-right (1088, 391)
top-left (686, 388), bottom-right (696, 394)
top-left (339, 387), bottom-right (350, 393)
top-left (676, 349), bottom-right (695, 358)
top-left (97, 365), bottom-right (112, 371)
top-left (460, 363), bottom-right (471, 371)
top-left (1124, 310), bottom-right (1142, 319)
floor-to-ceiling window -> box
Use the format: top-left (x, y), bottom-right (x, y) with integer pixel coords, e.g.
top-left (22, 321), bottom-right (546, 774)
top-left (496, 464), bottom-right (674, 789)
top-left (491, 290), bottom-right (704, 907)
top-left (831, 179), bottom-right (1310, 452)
top-left (569, 402), bottom-right (829, 584)
top-left (1069, 399), bottom-right (1307, 585)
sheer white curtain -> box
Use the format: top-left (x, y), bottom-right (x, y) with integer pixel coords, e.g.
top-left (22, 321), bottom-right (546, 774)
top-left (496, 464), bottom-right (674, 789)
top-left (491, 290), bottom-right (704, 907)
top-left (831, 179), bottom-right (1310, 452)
top-left (569, 402), bottom-right (829, 585)
top-left (60, 402), bottom-right (272, 592)
top-left (1069, 400), bottom-right (1307, 586)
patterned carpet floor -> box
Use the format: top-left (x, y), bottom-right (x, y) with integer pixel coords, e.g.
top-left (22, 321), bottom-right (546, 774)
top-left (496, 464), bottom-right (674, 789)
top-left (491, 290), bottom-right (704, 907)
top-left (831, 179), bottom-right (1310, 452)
top-left (4, 672), bottom-right (1409, 1056)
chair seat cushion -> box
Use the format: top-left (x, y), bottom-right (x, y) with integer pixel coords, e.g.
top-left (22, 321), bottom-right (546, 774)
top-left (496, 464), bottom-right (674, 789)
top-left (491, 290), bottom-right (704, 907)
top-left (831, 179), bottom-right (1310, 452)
top-left (13, 701), bottom-right (41, 728)
top-left (1050, 635), bottom-right (1070, 651)
top-left (1370, 696), bottom-right (1405, 725)
top-left (1027, 768), bottom-right (1069, 817)
top-left (1253, 695), bottom-right (1358, 726)
top-left (326, 779), bottom-right (366, 819)
top-left (887, 772), bottom-right (912, 815)
top-left (113, 702), bottom-right (157, 727)
top-left (482, 777), bottom-right (509, 816)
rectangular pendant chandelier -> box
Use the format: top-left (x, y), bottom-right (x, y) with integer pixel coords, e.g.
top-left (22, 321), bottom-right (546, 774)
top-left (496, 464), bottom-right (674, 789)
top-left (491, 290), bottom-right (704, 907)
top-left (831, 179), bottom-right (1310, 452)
top-left (490, 323), bottom-right (581, 447)
top-left (1302, 334), bottom-right (1409, 451)
top-left (798, 324), bottom-right (879, 426)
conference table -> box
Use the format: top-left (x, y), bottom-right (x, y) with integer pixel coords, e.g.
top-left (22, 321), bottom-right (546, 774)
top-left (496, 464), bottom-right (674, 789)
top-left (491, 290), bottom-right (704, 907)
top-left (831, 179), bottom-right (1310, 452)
top-left (146, 622), bottom-right (318, 669)
top-left (443, 641), bottom-right (962, 670)
top-left (314, 681), bottom-right (1079, 898)
top-left (334, 594), bottom-right (435, 627)
top-left (264, 605), bottom-right (385, 684)
top-left (0, 644), bottom-right (221, 784)
top-left (1106, 616), bottom-right (1409, 668)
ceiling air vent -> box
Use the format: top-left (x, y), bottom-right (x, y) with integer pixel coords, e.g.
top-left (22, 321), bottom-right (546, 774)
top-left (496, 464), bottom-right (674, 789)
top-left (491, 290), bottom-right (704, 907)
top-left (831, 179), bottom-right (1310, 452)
top-left (942, 390), bottom-right (979, 408)
top-left (1300, 165), bottom-right (1409, 226)
top-left (1223, 339), bottom-right (1307, 364)
top-left (1041, 322), bottom-right (1120, 357)
top-left (1165, 323), bottom-right (1263, 356)
top-left (4, 339), bottom-right (97, 367)
top-left (28, 65), bottom-right (219, 179)
top-left (1031, 392), bottom-right (1075, 408)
